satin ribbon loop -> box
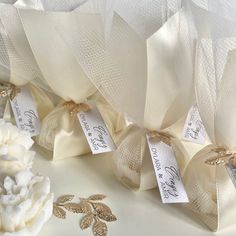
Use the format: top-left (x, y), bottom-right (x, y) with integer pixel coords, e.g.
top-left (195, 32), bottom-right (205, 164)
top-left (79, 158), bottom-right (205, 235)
top-left (0, 82), bottom-right (20, 100)
top-left (205, 147), bottom-right (236, 166)
top-left (147, 130), bottom-right (173, 146)
top-left (63, 101), bottom-right (91, 116)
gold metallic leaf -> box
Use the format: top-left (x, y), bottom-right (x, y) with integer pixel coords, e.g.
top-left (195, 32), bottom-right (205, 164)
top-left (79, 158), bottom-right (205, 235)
top-left (53, 205), bottom-right (66, 219)
top-left (93, 218), bottom-right (108, 236)
top-left (9, 86), bottom-right (20, 100)
top-left (98, 212), bottom-right (117, 222)
top-left (64, 201), bottom-right (91, 213)
top-left (80, 213), bottom-right (94, 230)
top-left (56, 195), bottom-right (74, 204)
top-left (88, 194), bottom-right (107, 201)
top-left (92, 202), bottom-right (112, 215)
top-left (205, 154), bottom-right (232, 165)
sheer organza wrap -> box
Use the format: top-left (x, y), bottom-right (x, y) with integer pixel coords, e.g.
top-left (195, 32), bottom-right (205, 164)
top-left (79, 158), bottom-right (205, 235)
top-left (0, 2), bottom-right (55, 122)
top-left (182, 0), bottom-right (236, 231)
top-left (16, 3), bottom-right (126, 159)
top-left (109, 5), bottom-right (195, 190)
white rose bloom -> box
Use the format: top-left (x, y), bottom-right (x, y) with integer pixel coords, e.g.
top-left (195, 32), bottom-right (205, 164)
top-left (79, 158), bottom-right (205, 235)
top-left (0, 120), bottom-right (35, 175)
top-left (0, 170), bottom-right (53, 236)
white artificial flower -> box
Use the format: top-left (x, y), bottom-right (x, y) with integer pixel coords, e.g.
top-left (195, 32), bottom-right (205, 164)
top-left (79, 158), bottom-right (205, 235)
top-left (0, 170), bottom-right (53, 236)
top-left (0, 120), bottom-right (35, 175)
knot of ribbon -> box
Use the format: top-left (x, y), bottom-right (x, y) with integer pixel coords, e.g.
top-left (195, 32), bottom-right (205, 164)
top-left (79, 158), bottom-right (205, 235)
top-left (205, 147), bottom-right (236, 166)
top-left (63, 101), bottom-right (91, 116)
top-left (0, 82), bottom-right (20, 100)
top-left (148, 130), bottom-right (173, 146)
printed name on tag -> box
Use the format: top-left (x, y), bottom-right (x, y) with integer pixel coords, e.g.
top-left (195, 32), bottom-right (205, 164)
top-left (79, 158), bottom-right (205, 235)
top-left (78, 103), bottom-right (116, 154)
top-left (226, 164), bottom-right (236, 188)
top-left (182, 105), bottom-right (206, 145)
top-left (147, 134), bottom-right (189, 203)
top-left (10, 86), bottom-right (40, 137)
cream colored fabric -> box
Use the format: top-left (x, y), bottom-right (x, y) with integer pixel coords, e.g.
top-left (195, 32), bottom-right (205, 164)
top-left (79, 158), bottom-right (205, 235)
top-left (112, 10), bottom-right (195, 191)
top-left (0, 3), bottom-right (55, 126)
top-left (113, 124), bottom-right (189, 191)
top-left (145, 11), bottom-right (194, 130)
top-left (18, 9), bottom-right (96, 103)
top-left (29, 84), bottom-right (55, 120)
top-left (183, 48), bottom-right (236, 231)
top-left (38, 92), bottom-right (126, 160)
top-left (16, 4), bottom-right (130, 159)
top-left (182, 0), bottom-right (236, 230)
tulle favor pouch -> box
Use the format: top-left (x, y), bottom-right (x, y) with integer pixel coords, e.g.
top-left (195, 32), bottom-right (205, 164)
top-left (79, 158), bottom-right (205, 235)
top-left (16, 3), bottom-right (126, 159)
top-left (182, 0), bottom-right (236, 231)
top-left (113, 8), bottom-right (195, 191)
top-left (38, 92), bottom-right (126, 160)
top-left (0, 2), bottom-right (55, 135)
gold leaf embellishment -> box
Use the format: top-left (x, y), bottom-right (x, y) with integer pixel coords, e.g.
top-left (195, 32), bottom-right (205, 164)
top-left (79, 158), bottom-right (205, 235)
top-left (0, 82), bottom-right (21, 100)
top-left (91, 202), bottom-right (112, 215)
top-left (148, 130), bottom-right (173, 146)
top-left (88, 194), bottom-right (107, 201)
top-left (56, 195), bottom-right (75, 204)
top-left (80, 213), bottom-right (94, 230)
top-left (53, 194), bottom-right (117, 236)
top-left (63, 101), bottom-right (91, 116)
top-left (53, 204), bottom-right (66, 219)
top-left (205, 147), bottom-right (236, 166)
top-left (93, 218), bottom-right (108, 236)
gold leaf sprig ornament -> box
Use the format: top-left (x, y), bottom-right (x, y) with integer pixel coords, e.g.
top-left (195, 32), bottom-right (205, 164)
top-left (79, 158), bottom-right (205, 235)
top-left (148, 130), bottom-right (173, 146)
top-left (53, 194), bottom-right (117, 236)
top-left (63, 101), bottom-right (91, 116)
top-left (205, 147), bottom-right (236, 166)
top-left (0, 82), bottom-right (21, 100)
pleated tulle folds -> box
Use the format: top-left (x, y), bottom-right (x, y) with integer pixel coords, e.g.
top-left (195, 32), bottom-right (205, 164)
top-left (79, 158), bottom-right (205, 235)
top-left (182, 0), bottom-right (236, 231)
top-left (112, 6), bottom-right (195, 191)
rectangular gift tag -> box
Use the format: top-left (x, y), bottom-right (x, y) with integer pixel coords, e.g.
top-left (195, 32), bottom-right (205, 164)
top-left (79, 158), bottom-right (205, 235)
top-left (226, 164), bottom-right (236, 188)
top-left (10, 86), bottom-right (40, 136)
top-left (77, 103), bottom-right (116, 154)
top-left (147, 134), bottom-right (189, 203)
top-left (182, 105), bottom-right (207, 145)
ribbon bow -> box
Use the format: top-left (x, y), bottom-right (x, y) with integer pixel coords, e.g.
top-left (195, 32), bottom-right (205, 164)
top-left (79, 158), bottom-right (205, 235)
top-left (148, 130), bottom-right (173, 146)
top-left (205, 147), bottom-right (236, 166)
top-left (63, 101), bottom-right (91, 116)
top-left (0, 82), bottom-right (20, 100)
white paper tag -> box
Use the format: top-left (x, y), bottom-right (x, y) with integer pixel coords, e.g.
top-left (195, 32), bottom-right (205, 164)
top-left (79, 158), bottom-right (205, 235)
top-left (78, 103), bottom-right (116, 154)
top-left (182, 105), bottom-right (206, 145)
top-left (226, 164), bottom-right (236, 188)
top-left (147, 135), bottom-right (189, 203)
top-left (10, 86), bottom-right (40, 136)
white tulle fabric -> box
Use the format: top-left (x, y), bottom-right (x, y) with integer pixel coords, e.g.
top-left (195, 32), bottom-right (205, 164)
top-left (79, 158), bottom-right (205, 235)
top-left (15, 3), bottom-right (128, 159)
top-left (182, 0), bottom-right (236, 231)
top-left (0, 2), bottom-right (56, 122)
top-left (112, 6), bottom-right (195, 190)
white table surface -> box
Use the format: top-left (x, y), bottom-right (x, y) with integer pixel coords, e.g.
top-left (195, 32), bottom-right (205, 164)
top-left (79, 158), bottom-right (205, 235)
top-left (32, 143), bottom-right (236, 236)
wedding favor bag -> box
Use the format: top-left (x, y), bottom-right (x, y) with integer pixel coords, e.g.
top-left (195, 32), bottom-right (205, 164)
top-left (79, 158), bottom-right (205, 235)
top-left (183, 0), bottom-right (236, 231)
top-left (0, 3), bottom-right (55, 125)
top-left (16, 4), bottom-right (126, 159)
top-left (86, 2), bottom-right (194, 190)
